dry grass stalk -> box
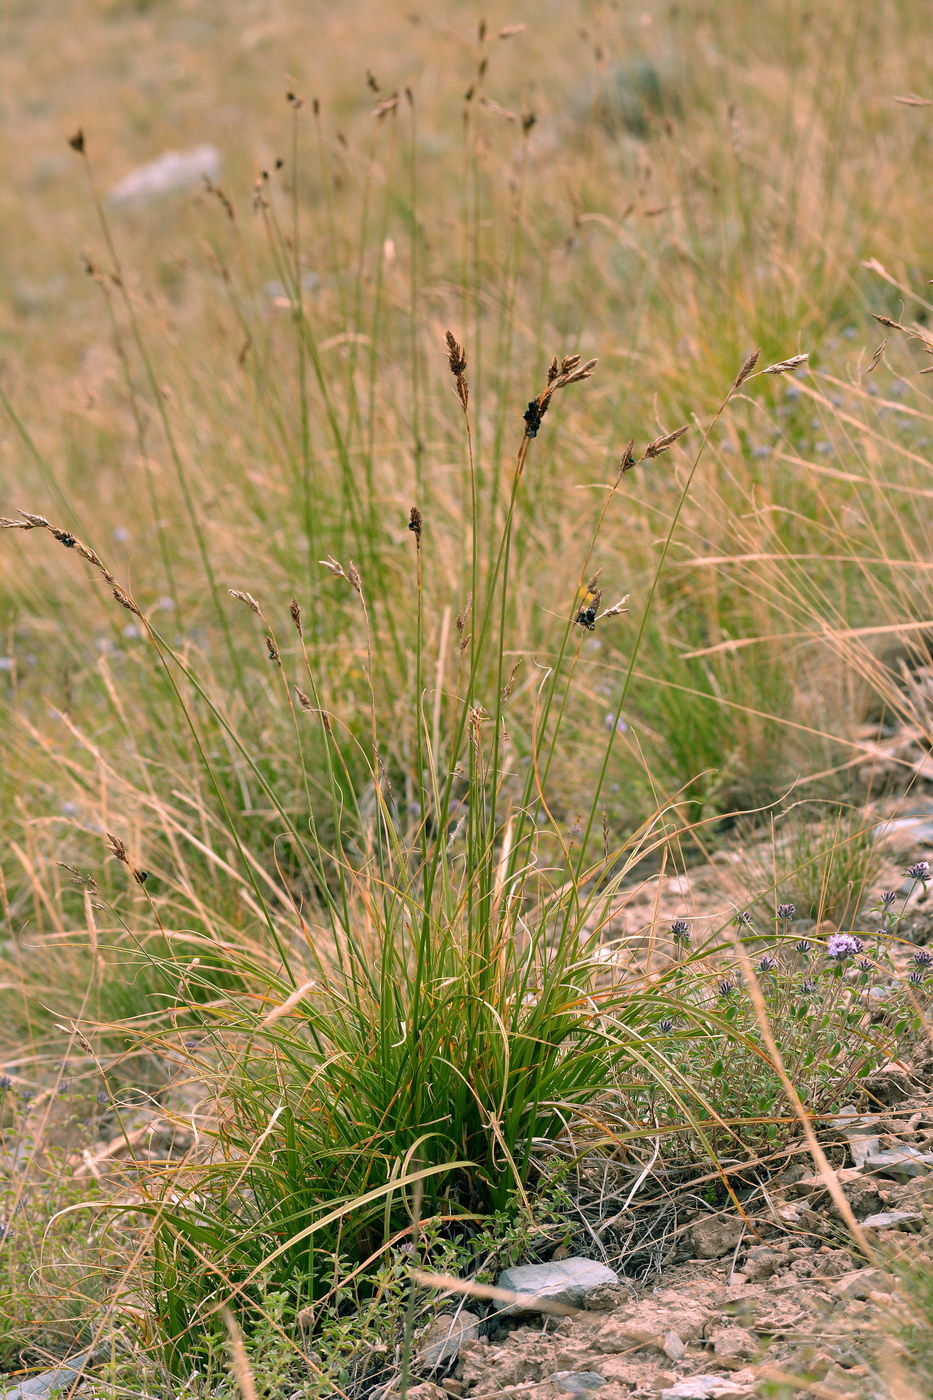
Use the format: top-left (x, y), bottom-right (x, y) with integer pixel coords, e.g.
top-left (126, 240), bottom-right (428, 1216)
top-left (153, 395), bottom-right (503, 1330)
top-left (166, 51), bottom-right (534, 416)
top-left (220, 1307), bottom-right (260, 1400)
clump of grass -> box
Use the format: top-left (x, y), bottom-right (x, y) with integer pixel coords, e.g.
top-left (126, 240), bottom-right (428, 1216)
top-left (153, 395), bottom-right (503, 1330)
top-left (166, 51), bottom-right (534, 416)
top-left (0, 328), bottom-right (807, 1384)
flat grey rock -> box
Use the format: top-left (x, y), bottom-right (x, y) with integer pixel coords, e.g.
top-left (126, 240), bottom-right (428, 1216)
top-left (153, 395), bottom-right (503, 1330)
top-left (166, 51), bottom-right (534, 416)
top-left (497, 1257), bottom-right (618, 1314)
top-left (109, 145), bottom-right (221, 206)
top-left (0, 1353), bottom-right (92, 1398)
top-left (861, 1209), bottom-right (924, 1231)
top-left (863, 1146), bottom-right (933, 1180)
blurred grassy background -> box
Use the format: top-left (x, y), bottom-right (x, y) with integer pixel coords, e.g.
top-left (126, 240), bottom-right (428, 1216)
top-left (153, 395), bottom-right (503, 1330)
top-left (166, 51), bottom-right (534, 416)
top-left (0, 0), bottom-right (930, 1047)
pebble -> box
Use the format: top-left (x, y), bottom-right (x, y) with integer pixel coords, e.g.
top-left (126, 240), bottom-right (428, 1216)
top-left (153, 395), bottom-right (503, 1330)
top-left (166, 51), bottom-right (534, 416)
top-left (549, 1373), bottom-right (607, 1395)
top-left (417, 1310), bottom-right (481, 1369)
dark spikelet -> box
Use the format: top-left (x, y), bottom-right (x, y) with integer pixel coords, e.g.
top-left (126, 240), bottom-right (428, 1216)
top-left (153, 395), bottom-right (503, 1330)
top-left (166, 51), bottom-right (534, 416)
top-left (445, 332), bottom-right (466, 378)
top-left (408, 506), bottom-right (423, 542)
top-left (68, 129), bottom-right (86, 154)
top-left (289, 599), bottom-right (303, 635)
top-left (265, 636), bottom-right (281, 666)
top-left (733, 349), bottom-right (761, 387)
top-left (871, 313), bottom-right (905, 331)
top-left (619, 440), bottom-right (637, 475)
top-left (295, 688), bottom-right (313, 710)
top-left (444, 331), bottom-right (469, 408)
top-left (644, 425), bottom-right (689, 459)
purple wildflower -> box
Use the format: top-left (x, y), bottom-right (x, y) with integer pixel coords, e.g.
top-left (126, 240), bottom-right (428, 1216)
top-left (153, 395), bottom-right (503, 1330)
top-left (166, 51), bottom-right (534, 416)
top-left (826, 933), bottom-right (863, 960)
top-left (857, 959), bottom-right (873, 973)
top-left (735, 911), bottom-right (753, 927)
top-left (777, 903), bottom-right (796, 920)
top-left (0, 1075), bottom-right (11, 1091)
top-left (907, 861), bottom-right (931, 883)
top-left (670, 920), bottom-right (690, 943)
top-left (658, 1018), bottom-right (675, 1034)
top-left (718, 979), bottom-right (736, 998)
top-left (912, 949), bottom-right (933, 968)
top-left (880, 891), bottom-right (897, 909)
top-left (907, 970), bottom-right (927, 987)
top-left (758, 955), bottom-right (778, 972)
top-left (795, 938), bottom-right (812, 955)
top-left (800, 978), bottom-right (818, 995)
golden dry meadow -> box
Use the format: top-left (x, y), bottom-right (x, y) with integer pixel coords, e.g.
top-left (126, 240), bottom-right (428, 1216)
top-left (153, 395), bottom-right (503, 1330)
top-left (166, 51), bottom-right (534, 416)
top-left (1, 2), bottom-right (932, 1396)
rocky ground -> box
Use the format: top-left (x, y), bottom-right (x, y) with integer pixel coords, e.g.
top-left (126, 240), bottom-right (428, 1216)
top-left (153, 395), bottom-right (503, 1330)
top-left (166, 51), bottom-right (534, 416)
top-left (403, 1053), bottom-right (933, 1400)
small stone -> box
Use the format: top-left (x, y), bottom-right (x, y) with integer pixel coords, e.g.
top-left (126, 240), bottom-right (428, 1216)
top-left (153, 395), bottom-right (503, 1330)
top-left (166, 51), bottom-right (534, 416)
top-left (863, 1146), bottom-right (933, 1180)
top-left (742, 1247), bottom-right (780, 1281)
top-left (549, 1374), bottom-right (607, 1395)
top-left (662, 1331), bottom-right (686, 1360)
top-left (660, 1377), bottom-right (752, 1399)
top-left (863, 1063), bottom-right (917, 1106)
top-left (710, 1325), bottom-right (757, 1360)
top-left (834, 1269), bottom-right (878, 1301)
top-left (687, 1214), bottom-right (745, 1259)
top-left (417, 1310), bottom-right (481, 1369)
top-left (830, 1105), bottom-right (882, 1166)
top-left (860, 1209), bottom-right (924, 1232)
top-left (497, 1257), bottom-right (618, 1314)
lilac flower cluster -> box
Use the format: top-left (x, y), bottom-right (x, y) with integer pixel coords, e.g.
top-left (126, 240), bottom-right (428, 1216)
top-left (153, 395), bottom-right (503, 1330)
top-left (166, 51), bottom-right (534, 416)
top-left (826, 933), bottom-right (864, 960)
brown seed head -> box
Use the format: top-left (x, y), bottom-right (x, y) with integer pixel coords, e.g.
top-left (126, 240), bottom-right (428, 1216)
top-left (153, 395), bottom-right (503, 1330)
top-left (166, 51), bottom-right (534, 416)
top-left (295, 688), bottom-right (313, 710)
top-left (445, 331), bottom-right (467, 378)
top-left (265, 636), bottom-right (281, 666)
top-left (644, 425), bottom-right (689, 459)
top-left (619, 440), bottom-right (637, 474)
top-left (68, 129), bottom-right (86, 154)
top-left (106, 833), bottom-right (129, 864)
top-left (289, 599), bottom-right (303, 635)
top-left (408, 506), bottom-right (423, 542)
top-left (347, 562), bottom-right (363, 595)
top-left (733, 349), bottom-right (761, 388)
top-left (866, 340), bottom-right (886, 374)
top-left (871, 313), bottom-right (905, 331)
top-left (112, 585), bottom-right (141, 616)
top-left (763, 353), bottom-right (809, 375)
